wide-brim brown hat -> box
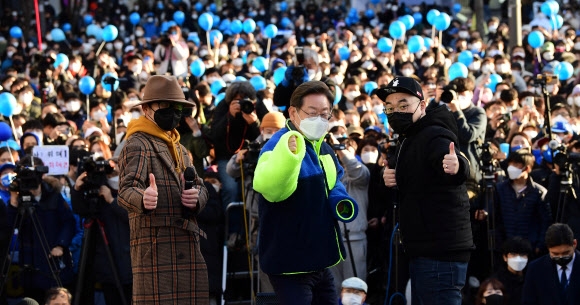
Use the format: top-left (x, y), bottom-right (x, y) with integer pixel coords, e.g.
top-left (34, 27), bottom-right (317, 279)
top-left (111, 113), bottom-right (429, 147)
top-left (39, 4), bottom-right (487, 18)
top-left (134, 75), bottom-right (195, 107)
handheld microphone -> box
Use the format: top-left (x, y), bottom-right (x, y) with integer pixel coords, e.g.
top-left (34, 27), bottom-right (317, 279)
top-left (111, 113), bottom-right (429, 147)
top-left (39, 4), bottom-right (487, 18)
top-left (183, 167), bottom-right (196, 219)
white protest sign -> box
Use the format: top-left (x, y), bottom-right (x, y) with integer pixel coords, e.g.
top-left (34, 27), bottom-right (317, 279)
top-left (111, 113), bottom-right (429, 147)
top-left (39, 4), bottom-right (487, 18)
top-left (32, 145), bottom-right (69, 175)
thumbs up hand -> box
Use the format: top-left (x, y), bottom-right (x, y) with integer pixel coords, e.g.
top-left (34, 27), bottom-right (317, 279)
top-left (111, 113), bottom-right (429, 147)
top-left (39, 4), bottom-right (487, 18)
top-left (143, 173), bottom-right (158, 210)
top-left (443, 142), bottom-right (459, 175)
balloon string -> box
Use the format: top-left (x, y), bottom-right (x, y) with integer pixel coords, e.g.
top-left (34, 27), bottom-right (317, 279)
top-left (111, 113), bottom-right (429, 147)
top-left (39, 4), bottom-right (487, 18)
top-left (8, 116), bottom-right (18, 147)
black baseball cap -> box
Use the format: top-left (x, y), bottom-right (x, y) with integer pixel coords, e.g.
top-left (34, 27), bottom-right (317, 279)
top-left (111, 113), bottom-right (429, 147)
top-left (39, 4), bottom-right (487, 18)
top-left (374, 77), bottom-right (425, 102)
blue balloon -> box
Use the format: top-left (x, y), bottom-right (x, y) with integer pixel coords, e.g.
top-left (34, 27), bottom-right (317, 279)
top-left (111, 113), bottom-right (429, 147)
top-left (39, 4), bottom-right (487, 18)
top-left (434, 13), bottom-right (451, 31)
top-left (458, 50), bottom-right (474, 66)
top-left (101, 73), bottom-right (119, 92)
top-left (173, 11), bottom-right (185, 25)
top-left (551, 14), bottom-right (563, 30)
top-left (84, 14), bottom-right (93, 25)
top-left (349, 8), bottom-right (358, 18)
top-left (452, 3), bottom-right (462, 14)
top-left (130, 12), bottom-right (140, 25)
top-left (371, 0), bottom-right (381, 3)
top-left (280, 1), bottom-right (288, 11)
top-left (212, 14), bottom-right (221, 26)
top-left (102, 25), bottom-right (118, 42)
top-left (424, 37), bottom-right (433, 49)
top-left (10, 26), bottom-right (22, 38)
top-left (167, 20), bottom-right (177, 28)
top-left (486, 74), bottom-right (503, 92)
top-left (250, 76), bottom-right (267, 91)
top-left (199, 13), bottom-right (213, 31)
top-left (281, 17), bottom-right (292, 29)
top-left (219, 19), bottom-right (231, 32)
top-left (0, 122), bottom-right (13, 141)
top-left (243, 19), bottom-right (256, 33)
top-left (365, 9), bottom-right (375, 19)
top-left (554, 61), bottom-right (574, 80)
top-left (86, 24), bottom-right (101, 37)
top-left (541, 0), bottom-right (558, 16)
top-left (235, 76), bottom-right (248, 82)
top-left (377, 37), bottom-right (393, 53)
top-left (190, 59), bottom-right (205, 77)
top-left (334, 86), bottom-right (342, 105)
top-left (237, 38), bottom-right (246, 46)
top-left (209, 30), bottom-right (223, 47)
top-left (215, 92), bottom-right (226, 105)
top-left (211, 79), bottom-right (227, 95)
top-left (79, 76), bottom-right (96, 95)
top-left (62, 23), bottom-right (72, 32)
top-left (427, 9), bottom-right (440, 25)
top-left (210, 3), bottom-right (217, 13)
top-left (50, 28), bottom-right (66, 42)
top-left (398, 15), bottom-right (415, 30)
top-left (413, 12), bottom-right (423, 24)
top-left (160, 21), bottom-right (170, 33)
top-left (256, 20), bottom-right (265, 30)
top-left (195, 2), bottom-right (203, 12)
top-left (273, 67), bottom-right (287, 85)
top-left (230, 20), bottom-right (243, 34)
top-left (338, 46), bottom-right (351, 61)
top-left (527, 31), bottom-right (545, 49)
top-left (448, 62), bottom-right (468, 81)
top-left (389, 21), bottom-right (406, 39)
top-left (364, 81), bottom-right (378, 95)
top-left (264, 24), bottom-right (278, 39)
top-left (0, 93), bottom-right (17, 117)
top-left (407, 35), bottom-right (424, 53)
top-left (54, 53), bottom-right (69, 69)
top-left (253, 56), bottom-right (269, 72)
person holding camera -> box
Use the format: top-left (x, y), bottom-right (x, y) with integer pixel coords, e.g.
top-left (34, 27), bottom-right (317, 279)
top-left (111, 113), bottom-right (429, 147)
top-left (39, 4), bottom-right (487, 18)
top-left (118, 75), bottom-right (209, 305)
top-left (6, 156), bottom-right (76, 304)
top-left (253, 81), bottom-right (358, 304)
top-left (70, 156), bottom-right (132, 305)
top-left (377, 77), bottom-right (473, 305)
top-left (153, 25), bottom-right (189, 77)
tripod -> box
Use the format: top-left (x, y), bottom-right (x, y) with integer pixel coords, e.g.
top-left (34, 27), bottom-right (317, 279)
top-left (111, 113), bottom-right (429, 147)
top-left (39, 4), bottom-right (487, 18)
top-left (74, 217), bottom-right (128, 305)
top-left (481, 170), bottom-right (497, 272)
top-left (0, 193), bottom-right (63, 297)
top-left (555, 167), bottom-right (578, 224)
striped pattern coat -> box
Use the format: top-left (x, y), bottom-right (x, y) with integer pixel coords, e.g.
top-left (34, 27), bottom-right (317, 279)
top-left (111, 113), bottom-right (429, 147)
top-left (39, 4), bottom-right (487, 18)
top-left (118, 131), bottom-right (209, 305)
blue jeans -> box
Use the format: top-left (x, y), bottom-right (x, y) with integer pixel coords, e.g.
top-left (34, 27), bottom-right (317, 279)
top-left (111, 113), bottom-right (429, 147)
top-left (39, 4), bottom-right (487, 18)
top-left (268, 269), bottom-right (337, 305)
top-left (409, 257), bottom-right (468, 305)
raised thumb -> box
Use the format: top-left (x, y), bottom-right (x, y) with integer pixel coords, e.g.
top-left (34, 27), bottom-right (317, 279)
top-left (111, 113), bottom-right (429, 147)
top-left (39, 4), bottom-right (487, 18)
top-left (149, 173), bottom-right (157, 190)
top-left (449, 142), bottom-right (456, 155)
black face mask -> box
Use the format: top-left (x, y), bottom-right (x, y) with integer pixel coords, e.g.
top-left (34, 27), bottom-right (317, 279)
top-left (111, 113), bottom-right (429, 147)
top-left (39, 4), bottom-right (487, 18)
top-left (153, 107), bottom-right (182, 131)
top-left (386, 102), bottom-right (421, 134)
top-left (484, 294), bottom-right (503, 305)
top-left (552, 255), bottom-right (573, 267)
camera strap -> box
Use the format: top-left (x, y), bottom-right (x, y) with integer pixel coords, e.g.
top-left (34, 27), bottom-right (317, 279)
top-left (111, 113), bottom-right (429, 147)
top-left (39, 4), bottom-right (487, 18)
top-left (166, 46), bottom-right (174, 75)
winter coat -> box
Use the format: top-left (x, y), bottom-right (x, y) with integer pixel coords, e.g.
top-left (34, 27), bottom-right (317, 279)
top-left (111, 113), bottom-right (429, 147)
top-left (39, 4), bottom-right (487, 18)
top-left (153, 40), bottom-right (190, 77)
top-left (118, 131), bottom-right (209, 305)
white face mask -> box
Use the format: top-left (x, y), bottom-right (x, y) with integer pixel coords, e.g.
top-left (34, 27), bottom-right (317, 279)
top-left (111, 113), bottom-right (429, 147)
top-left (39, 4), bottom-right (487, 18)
top-left (401, 68), bottom-right (414, 77)
top-left (341, 293), bottom-right (364, 305)
top-left (468, 61), bottom-right (481, 71)
top-left (307, 69), bottom-right (320, 81)
top-left (507, 165), bottom-right (524, 180)
top-left (361, 151), bottom-right (379, 164)
top-left (19, 92), bottom-right (33, 106)
top-left (523, 130), bottom-right (538, 139)
top-left (298, 115), bottom-right (329, 140)
top-left (262, 133), bottom-right (274, 141)
top-left (345, 91), bottom-right (361, 101)
top-left (66, 100), bottom-right (82, 113)
top-left (496, 64), bottom-right (510, 74)
top-left (507, 255), bottom-right (528, 272)
top-left (131, 64), bottom-right (142, 74)
top-left (135, 29), bottom-right (144, 37)
top-left (108, 175), bottom-right (119, 190)
top-left (543, 52), bottom-right (554, 61)
top-left (422, 58), bottom-right (435, 67)
top-left (206, 76), bottom-right (218, 84)
top-left (132, 111), bottom-right (141, 119)
top-left (458, 95), bottom-right (472, 109)
top-left (373, 105), bottom-right (383, 115)
top-left (574, 42), bottom-right (580, 50)
top-left (481, 65), bottom-right (493, 74)
top-left (219, 47), bottom-right (228, 57)
top-left (92, 110), bottom-right (107, 121)
top-left (488, 24), bottom-right (498, 33)
top-left (306, 37), bottom-right (316, 45)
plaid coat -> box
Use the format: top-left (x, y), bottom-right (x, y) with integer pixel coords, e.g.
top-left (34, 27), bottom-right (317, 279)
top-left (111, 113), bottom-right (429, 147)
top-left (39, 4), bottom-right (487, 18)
top-left (118, 131), bottom-right (209, 305)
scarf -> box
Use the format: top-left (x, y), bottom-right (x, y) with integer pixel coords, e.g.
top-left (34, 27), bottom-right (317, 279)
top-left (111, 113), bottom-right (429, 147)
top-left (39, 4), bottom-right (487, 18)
top-left (125, 116), bottom-right (184, 173)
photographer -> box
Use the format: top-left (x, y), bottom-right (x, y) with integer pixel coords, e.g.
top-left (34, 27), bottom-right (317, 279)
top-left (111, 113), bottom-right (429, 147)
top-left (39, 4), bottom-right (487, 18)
top-left (273, 47), bottom-right (321, 116)
top-left (442, 77), bottom-right (488, 195)
top-left (70, 156), bottom-right (132, 305)
top-left (153, 25), bottom-right (189, 77)
top-left (6, 156), bottom-right (75, 304)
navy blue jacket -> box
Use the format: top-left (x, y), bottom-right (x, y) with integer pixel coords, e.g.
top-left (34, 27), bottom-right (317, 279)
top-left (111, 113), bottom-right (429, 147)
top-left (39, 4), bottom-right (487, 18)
top-left (7, 181), bottom-right (76, 289)
top-left (522, 250), bottom-right (580, 305)
top-left (494, 178), bottom-right (552, 250)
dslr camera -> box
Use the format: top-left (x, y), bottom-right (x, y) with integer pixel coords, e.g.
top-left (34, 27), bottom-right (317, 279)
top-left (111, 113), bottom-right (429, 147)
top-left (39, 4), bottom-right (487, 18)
top-left (9, 165), bottom-right (49, 208)
top-left (242, 140), bottom-right (263, 165)
top-left (291, 47), bottom-right (307, 86)
top-left (440, 84), bottom-right (458, 104)
top-left (240, 98), bottom-right (255, 114)
top-left (76, 155), bottom-right (114, 216)
top-left (533, 73), bottom-right (559, 86)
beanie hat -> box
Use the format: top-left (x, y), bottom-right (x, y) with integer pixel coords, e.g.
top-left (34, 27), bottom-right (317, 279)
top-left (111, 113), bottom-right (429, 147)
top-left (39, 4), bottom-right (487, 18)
top-left (261, 112), bottom-right (286, 129)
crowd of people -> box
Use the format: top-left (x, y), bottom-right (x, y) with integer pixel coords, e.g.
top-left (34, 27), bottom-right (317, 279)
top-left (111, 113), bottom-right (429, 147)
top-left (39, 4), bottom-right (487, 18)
top-left (0, 0), bottom-right (579, 304)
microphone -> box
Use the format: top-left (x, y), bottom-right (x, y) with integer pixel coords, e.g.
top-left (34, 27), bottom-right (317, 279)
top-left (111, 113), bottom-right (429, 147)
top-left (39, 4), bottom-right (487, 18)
top-left (182, 167), bottom-right (197, 219)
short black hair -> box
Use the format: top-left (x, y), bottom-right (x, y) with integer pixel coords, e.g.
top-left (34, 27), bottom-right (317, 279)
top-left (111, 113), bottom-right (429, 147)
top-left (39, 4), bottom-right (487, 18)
top-left (545, 223), bottom-right (575, 248)
top-left (506, 149), bottom-right (535, 168)
top-left (22, 120), bottom-right (44, 133)
top-left (501, 236), bottom-right (532, 256)
top-left (290, 81), bottom-right (334, 109)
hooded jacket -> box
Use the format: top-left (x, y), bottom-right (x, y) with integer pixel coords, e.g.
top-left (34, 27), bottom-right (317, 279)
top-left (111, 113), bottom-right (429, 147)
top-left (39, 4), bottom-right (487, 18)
top-left (393, 104), bottom-right (474, 262)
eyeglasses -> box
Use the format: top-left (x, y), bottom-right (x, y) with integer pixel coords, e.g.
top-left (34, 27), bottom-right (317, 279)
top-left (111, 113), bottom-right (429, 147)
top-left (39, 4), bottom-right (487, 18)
top-left (298, 108), bottom-right (331, 121)
top-left (156, 101), bottom-right (184, 111)
top-left (383, 101), bottom-right (420, 115)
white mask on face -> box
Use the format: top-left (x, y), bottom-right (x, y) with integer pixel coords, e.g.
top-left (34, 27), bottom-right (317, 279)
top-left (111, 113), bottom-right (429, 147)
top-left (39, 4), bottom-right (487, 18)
top-left (507, 165), bottom-right (524, 180)
top-left (401, 68), bottom-right (414, 77)
top-left (422, 58), bottom-right (435, 67)
top-left (92, 110), bottom-right (107, 121)
top-left (488, 24), bottom-right (498, 33)
top-left (373, 105), bottom-right (384, 115)
top-left (66, 100), bottom-right (82, 113)
top-left (361, 151), bottom-right (379, 164)
top-left (131, 64), bottom-right (142, 74)
top-left (307, 69), bottom-right (320, 81)
top-left (298, 115), bottom-right (329, 140)
top-left (468, 61), bottom-right (481, 71)
top-left (135, 29), bottom-right (144, 37)
top-left (132, 111), bottom-right (141, 119)
top-left (481, 65), bottom-right (493, 74)
top-left (345, 91), bottom-right (361, 101)
top-left (543, 52), bottom-right (554, 61)
top-left (523, 130), bottom-right (538, 139)
top-left (262, 133), bottom-right (274, 141)
top-left (341, 293), bottom-right (364, 305)
top-left (507, 255), bottom-right (528, 272)
top-left (458, 95), bottom-right (472, 109)
top-left (108, 175), bottom-right (119, 190)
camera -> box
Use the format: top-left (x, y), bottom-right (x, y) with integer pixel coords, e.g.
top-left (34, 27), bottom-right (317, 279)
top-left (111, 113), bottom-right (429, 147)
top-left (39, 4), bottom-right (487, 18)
top-left (552, 142), bottom-right (580, 172)
top-left (159, 34), bottom-right (172, 47)
top-left (440, 84), bottom-right (458, 104)
top-left (324, 134), bottom-right (347, 150)
top-left (291, 47), bottom-right (306, 86)
top-left (242, 140), bottom-right (263, 166)
top-left (240, 98), bottom-right (255, 114)
top-left (9, 165), bottom-right (49, 209)
top-left (533, 73), bottom-right (559, 86)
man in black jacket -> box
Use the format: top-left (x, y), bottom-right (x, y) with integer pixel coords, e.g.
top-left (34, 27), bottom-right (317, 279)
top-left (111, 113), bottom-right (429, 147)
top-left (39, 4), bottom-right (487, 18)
top-left (377, 77), bottom-right (474, 305)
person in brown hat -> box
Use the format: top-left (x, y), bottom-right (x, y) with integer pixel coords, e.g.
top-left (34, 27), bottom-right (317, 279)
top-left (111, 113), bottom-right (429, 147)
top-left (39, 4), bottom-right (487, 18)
top-left (117, 75), bottom-right (210, 305)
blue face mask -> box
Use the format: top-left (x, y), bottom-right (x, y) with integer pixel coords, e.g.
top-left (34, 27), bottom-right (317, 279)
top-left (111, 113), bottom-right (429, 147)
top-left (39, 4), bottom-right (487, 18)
top-left (1, 173), bottom-right (16, 188)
